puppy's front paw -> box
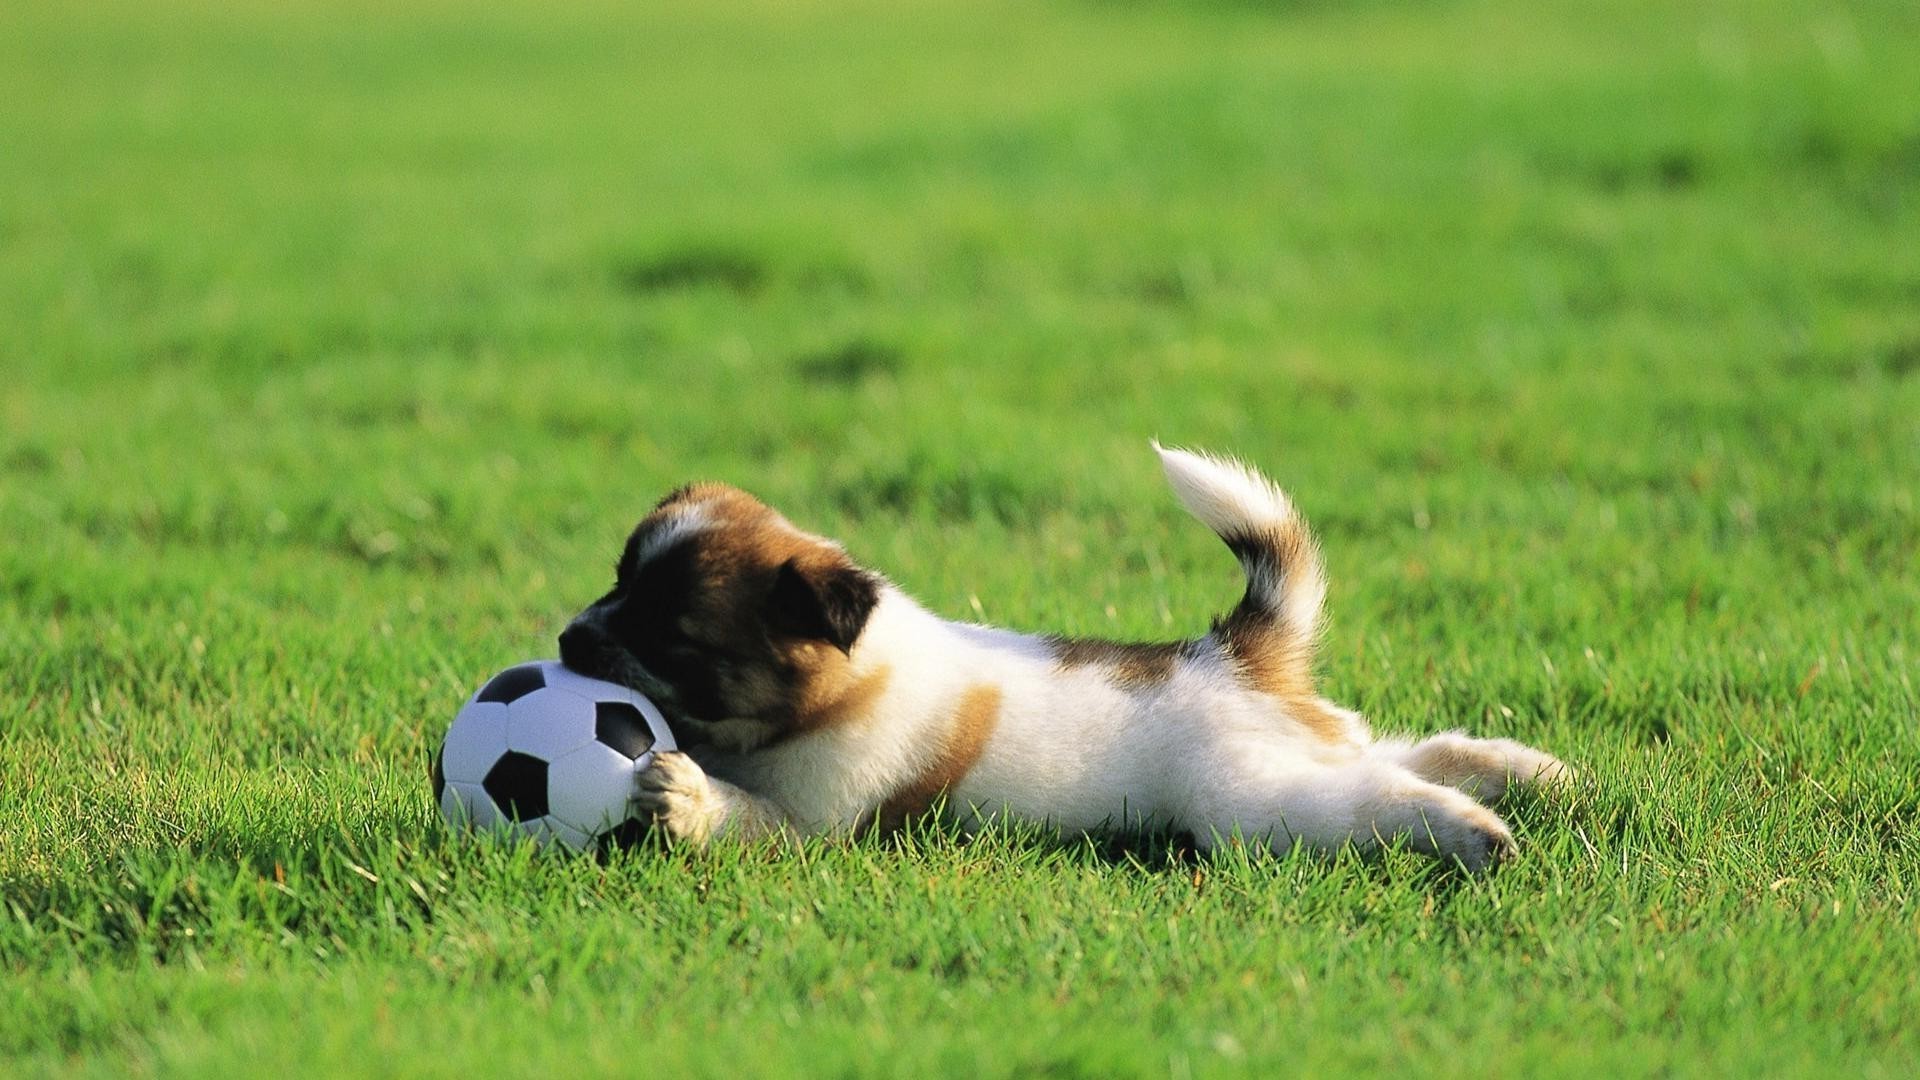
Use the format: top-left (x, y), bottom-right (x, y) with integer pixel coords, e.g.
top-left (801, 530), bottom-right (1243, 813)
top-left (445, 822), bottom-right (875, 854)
top-left (632, 751), bottom-right (725, 845)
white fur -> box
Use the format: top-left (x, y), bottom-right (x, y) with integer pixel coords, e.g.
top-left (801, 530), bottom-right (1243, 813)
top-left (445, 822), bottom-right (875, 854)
top-left (635, 503), bottom-right (713, 565)
top-left (637, 446), bottom-right (1569, 871)
top-left (1154, 441), bottom-right (1326, 645)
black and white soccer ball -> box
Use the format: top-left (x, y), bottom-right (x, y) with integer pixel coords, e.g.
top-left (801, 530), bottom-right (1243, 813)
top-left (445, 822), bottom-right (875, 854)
top-left (433, 660), bottom-right (675, 851)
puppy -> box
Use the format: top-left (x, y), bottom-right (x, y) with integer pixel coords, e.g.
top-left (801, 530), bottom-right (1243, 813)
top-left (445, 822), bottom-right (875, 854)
top-left (559, 444), bottom-right (1569, 870)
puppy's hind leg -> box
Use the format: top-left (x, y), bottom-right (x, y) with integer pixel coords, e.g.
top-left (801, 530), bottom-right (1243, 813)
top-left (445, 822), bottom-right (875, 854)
top-left (1373, 732), bottom-right (1571, 804)
top-left (1188, 753), bottom-right (1517, 872)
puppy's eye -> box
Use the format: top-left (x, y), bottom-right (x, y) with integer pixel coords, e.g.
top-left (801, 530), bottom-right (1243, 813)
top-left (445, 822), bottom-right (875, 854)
top-left (636, 640), bottom-right (702, 680)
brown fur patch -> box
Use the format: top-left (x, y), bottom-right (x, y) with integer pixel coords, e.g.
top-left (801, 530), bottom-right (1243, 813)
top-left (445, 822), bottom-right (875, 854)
top-left (1212, 614), bottom-right (1313, 699)
top-left (1285, 697), bottom-right (1352, 744)
top-left (1215, 529), bottom-right (1314, 686)
top-left (1048, 637), bottom-right (1182, 688)
top-left (1216, 623), bottom-right (1344, 743)
top-left (873, 684), bottom-right (1002, 830)
top-left (790, 661), bottom-right (892, 736)
top-left (635, 483), bottom-right (879, 742)
top-left (1224, 525), bottom-right (1317, 590)
top-left (1212, 523), bottom-right (1343, 742)
top-left (652, 482), bottom-right (715, 511)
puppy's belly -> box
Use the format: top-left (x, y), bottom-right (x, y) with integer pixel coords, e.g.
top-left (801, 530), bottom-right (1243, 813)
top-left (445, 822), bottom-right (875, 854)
top-left (945, 705), bottom-right (1188, 832)
top-left (941, 687), bottom-right (1354, 834)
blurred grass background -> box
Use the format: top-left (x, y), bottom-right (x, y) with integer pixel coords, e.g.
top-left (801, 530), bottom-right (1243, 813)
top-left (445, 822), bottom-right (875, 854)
top-left (2, 0), bottom-right (1918, 1075)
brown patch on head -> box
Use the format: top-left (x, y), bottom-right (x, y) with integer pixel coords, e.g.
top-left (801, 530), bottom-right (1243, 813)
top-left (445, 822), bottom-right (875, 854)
top-left (577, 482), bottom-right (882, 749)
top-left (872, 684), bottom-right (1002, 831)
top-left (789, 662), bottom-right (892, 737)
top-left (651, 482), bottom-right (715, 511)
top-left (681, 488), bottom-right (882, 730)
top-left (1048, 637), bottom-right (1183, 689)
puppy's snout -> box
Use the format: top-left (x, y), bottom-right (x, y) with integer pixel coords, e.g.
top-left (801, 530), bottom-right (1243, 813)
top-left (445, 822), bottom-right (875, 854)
top-left (558, 620), bottom-right (607, 671)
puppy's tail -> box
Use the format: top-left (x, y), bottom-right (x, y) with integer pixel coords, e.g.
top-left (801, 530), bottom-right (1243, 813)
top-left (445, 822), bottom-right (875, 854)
top-left (1154, 441), bottom-right (1325, 695)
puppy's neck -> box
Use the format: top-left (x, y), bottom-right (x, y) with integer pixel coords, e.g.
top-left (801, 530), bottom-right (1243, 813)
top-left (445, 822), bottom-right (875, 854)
top-left (850, 586), bottom-right (1045, 695)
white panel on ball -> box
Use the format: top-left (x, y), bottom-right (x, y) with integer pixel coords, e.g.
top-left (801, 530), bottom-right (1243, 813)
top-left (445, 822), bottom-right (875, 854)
top-left (503, 686), bottom-right (597, 760)
top-left (441, 701), bottom-right (509, 784)
top-left (542, 661), bottom-right (625, 699)
top-left (441, 781), bottom-right (502, 832)
top-left (541, 818), bottom-right (594, 851)
top-left (543, 662), bottom-right (671, 731)
top-left (546, 742), bottom-right (639, 834)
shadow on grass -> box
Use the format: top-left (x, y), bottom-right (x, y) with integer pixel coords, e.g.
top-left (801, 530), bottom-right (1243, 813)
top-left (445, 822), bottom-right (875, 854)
top-left (605, 791), bottom-right (1564, 896)
top-left (2, 780), bottom-right (1582, 969)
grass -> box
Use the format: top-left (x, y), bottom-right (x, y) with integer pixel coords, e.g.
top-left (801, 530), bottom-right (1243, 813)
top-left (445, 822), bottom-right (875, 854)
top-left (3, 0), bottom-right (1918, 1074)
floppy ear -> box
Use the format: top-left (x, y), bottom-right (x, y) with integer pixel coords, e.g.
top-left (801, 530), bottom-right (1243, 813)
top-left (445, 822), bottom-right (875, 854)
top-left (766, 557), bottom-right (879, 655)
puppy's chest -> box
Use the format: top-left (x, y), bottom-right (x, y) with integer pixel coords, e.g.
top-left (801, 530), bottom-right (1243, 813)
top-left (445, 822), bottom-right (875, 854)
top-left (696, 715), bottom-right (937, 827)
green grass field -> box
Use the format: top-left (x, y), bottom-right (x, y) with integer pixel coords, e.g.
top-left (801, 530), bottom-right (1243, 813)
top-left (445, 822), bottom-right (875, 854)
top-left (4, 0), bottom-right (1919, 1074)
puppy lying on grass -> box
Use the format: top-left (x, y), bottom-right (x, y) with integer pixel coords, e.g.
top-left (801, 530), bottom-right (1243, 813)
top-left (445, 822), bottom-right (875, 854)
top-left (560, 444), bottom-right (1568, 870)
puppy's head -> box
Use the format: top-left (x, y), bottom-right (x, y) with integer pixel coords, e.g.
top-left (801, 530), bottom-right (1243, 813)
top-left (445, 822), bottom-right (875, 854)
top-left (558, 483), bottom-right (881, 751)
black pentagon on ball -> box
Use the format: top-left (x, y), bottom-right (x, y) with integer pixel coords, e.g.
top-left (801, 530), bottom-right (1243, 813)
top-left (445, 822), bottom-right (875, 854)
top-left (482, 750), bottom-right (549, 821)
top-left (431, 746), bottom-right (446, 802)
top-left (475, 663), bottom-right (546, 705)
top-left (595, 700), bottom-right (656, 759)
top-left (598, 817), bottom-right (655, 855)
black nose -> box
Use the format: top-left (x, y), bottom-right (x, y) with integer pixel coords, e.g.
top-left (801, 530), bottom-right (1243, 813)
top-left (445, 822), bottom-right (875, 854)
top-left (557, 622), bottom-right (605, 670)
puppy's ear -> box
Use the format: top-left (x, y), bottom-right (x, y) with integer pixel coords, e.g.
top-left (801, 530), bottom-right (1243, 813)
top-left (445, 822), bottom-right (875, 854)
top-left (766, 557), bottom-right (878, 655)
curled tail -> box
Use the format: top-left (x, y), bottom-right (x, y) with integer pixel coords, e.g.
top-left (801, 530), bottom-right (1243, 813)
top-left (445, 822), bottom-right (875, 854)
top-left (1154, 442), bottom-right (1326, 699)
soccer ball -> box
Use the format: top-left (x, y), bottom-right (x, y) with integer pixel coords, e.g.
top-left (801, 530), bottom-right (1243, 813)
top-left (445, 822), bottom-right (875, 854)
top-left (433, 660), bottom-right (675, 851)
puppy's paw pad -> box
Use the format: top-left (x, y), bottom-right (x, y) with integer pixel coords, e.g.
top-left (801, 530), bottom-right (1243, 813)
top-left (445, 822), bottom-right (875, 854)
top-left (631, 752), bottom-right (717, 842)
top-left (634, 750), bottom-right (704, 794)
top-left (1412, 800), bottom-right (1516, 873)
top-left (1452, 823), bottom-right (1518, 873)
